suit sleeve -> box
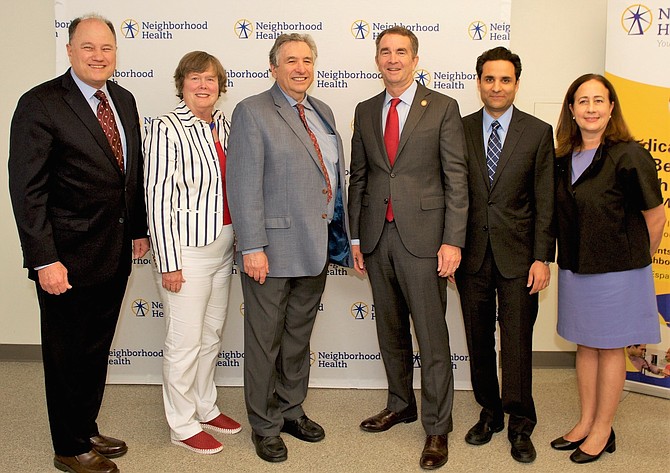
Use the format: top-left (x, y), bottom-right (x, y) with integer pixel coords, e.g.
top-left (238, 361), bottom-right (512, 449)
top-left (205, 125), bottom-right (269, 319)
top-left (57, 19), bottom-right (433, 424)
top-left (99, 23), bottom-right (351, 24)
top-left (532, 124), bottom-right (556, 262)
top-left (226, 102), bottom-right (269, 251)
top-left (440, 98), bottom-right (469, 248)
top-left (347, 103), bottom-right (366, 241)
top-left (128, 94), bottom-right (148, 241)
top-left (8, 92), bottom-right (60, 269)
top-left (143, 117), bottom-right (182, 272)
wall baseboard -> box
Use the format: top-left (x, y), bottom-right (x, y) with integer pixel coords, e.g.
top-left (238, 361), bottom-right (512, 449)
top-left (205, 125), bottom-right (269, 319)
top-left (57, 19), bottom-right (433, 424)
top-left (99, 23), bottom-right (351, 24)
top-left (0, 344), bottom-right (576, 367)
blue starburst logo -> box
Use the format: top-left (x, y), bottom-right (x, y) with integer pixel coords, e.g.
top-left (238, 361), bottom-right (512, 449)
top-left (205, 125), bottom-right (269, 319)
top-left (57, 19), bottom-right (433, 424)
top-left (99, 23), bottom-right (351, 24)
top-left (468, 20), bottom-right (487, 40)
top-left (621, 4), bottom-right (652, 35)
top-left (413, 351), bottom-right (422, 368)
top-left (131, 299), bottom-right (148, 317)
top-left (235, 19), bottom-right (253, 39)
top-left (121, 19), bottom-right (139, 39)
top-left (351, 302), bottom-right (369, 320)
top-left (414, 69), bottom-right (431, 87)
top-left (351, 20), bottom-right (370, 39)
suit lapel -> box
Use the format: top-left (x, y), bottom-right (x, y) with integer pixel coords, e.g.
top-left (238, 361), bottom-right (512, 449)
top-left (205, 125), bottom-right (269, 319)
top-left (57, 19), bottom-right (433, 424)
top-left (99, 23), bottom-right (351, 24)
top-left (468, 109), bottom-right (491, 190)
top-left (369, 92), bottom-right (387, 167)
top-left (396, 83), bottom-right (429, 163)
top-left (490, 107), bottom-right (523, 190)
top-left (61, 72), bottom-right (124, 177)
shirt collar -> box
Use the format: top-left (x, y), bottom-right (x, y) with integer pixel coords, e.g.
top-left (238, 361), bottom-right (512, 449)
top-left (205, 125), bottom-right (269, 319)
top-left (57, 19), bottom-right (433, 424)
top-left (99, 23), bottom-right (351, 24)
top-left (277, 85), bottom-right (313, 111)
top-left (384, 80), bottom-right (418, 107)
top-left (70, 68), bottom-right (109, 100)
top-left (483, 106), bottom-right (514, 132)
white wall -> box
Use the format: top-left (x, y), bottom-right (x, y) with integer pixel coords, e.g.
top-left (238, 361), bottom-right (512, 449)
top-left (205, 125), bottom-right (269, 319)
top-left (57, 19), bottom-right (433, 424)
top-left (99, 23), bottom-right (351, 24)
top-left (0, 0), bottom-right (607, 349)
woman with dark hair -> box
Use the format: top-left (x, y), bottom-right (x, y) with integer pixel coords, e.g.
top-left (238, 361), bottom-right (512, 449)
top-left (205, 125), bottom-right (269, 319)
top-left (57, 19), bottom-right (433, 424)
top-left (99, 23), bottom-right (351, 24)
top-left (551, 73), bottom-right (664, 464)
top-left (144, 51), bottom-right (241, 455)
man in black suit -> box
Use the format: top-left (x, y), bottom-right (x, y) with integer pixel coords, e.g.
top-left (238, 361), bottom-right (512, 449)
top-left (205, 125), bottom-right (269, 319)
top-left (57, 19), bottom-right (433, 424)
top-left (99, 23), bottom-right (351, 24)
top-left (348, 26), bottom-right (468, 470)
top-left (8, 15), bottom-right (148, 473)
top-left (455, 46), bottom-right (555, 463)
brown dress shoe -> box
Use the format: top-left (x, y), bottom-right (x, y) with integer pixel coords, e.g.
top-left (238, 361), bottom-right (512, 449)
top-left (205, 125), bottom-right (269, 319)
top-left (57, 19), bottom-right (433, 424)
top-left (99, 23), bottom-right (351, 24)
top-left (359, 407), bottom-right (418, 432)
top-left (54, 450), bottom-right (119, 473)
top-left (90, 434), bottom-right (128, 458)
top-left (420, 434), bottom-right (448, 470)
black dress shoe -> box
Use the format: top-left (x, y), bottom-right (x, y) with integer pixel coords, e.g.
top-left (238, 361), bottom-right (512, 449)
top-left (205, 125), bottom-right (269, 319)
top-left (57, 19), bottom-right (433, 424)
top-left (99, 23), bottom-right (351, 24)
top-left (570, 429), bottom-right (616, 464)
top-left (509, 433), bottom-right (536, 463)
top-left (550, 435), bottom-right (586, 451)
top-left (465, 420), bottom-right (504, 445)
top-left (90, 435), bottom-right (128, 459)
top-left (251, 432), bottom-right (287, 463)
top-left (360, 407), bottom-right (418, 432)
top-left (54, 450), bottom-right (119, 473)
top-left (281, 415), bottom-right (325, 442)
top-left (420, 434), bottom-right (449, 470)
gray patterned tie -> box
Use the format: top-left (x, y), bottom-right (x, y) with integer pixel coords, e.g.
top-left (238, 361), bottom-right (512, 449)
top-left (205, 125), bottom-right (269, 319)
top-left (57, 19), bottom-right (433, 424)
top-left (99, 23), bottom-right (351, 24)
top-left (487, 120), bottom-right (501, 185)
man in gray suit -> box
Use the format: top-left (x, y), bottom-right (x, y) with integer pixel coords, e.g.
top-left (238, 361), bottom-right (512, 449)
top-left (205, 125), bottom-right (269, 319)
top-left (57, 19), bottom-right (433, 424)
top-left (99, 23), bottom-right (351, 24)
top-left (348, 26), bottom-right (468, 470)
top-left (227, 33), bottom-right (351, 463)
top-left (456, 47), bottom-right (555, 463)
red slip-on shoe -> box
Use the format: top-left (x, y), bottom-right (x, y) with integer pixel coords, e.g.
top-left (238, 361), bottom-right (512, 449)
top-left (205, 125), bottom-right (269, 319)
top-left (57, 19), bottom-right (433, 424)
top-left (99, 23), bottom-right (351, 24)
top-left (202, 413), bottom-right (242, 434)
top-left (171, 431), bottom-right (223, 454)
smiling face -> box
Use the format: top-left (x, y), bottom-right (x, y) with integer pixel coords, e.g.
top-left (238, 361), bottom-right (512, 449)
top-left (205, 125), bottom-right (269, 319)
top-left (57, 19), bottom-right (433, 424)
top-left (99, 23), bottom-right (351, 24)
top-left (271, 40), bottom-right (314, 102)
top-left (182, 64), bottom-right (219, 121)
top-left (375, 33), bottom-right (418, 95)
top-left (569, 79), bottom-right (614, 142)
top-left (477, 60), bottom-right (519, 118)
top-left (66, 18), bottom-right (117, 89)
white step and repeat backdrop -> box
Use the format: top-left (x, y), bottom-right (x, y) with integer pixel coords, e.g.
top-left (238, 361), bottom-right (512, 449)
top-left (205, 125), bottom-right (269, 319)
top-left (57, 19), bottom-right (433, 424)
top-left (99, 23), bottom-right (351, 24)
top-left (54, 0), bottom-right (511, 389)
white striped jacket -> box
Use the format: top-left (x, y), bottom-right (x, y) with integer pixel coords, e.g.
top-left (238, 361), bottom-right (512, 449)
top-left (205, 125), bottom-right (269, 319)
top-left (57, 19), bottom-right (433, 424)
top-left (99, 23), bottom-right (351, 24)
top-left (143, 101), bottom-right (230, 272)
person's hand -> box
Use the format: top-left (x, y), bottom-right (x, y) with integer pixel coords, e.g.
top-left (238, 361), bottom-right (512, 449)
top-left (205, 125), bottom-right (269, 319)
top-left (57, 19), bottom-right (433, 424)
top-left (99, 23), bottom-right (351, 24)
top-left (527, 261), bottom-right (550, 295)
top-left (162, 270), bottom-right (185, 293)
top-left (352, 245), bottom-right (366, 275)
top-left (243, 251), bottom-right (270, 284)
top-left (38, 262), bottom-right (72, 295)
top-left (437, 244), bottom-right (461, 279)
top-left (133, 238), bottom-right (150, 258)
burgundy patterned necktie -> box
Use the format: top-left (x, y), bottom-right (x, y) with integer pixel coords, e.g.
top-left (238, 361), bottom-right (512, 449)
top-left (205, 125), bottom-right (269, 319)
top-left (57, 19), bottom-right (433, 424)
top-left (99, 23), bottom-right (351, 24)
top-left (296, 103), bottom-right (332, 203)
top-left (94, 90), bottom-right (124, 172)
top-left (384, 98), bottom-right (401, 221)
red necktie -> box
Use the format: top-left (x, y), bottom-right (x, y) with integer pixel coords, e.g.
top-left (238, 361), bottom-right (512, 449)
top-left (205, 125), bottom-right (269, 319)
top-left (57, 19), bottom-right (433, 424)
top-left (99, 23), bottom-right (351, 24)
top-left (94, 90), bottom-right (124, 172)
top-left (296, 103), bottom-right (332, 203)
top-left (211, 123), bottom-right (232, 225)
top-left (384, 98), bottom-right (401, 221)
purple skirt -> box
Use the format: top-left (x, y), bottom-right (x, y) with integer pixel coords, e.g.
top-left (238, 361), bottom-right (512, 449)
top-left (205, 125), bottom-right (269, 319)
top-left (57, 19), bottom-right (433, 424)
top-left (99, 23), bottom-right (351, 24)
top-left (557, 265), bottom-right (661, 349)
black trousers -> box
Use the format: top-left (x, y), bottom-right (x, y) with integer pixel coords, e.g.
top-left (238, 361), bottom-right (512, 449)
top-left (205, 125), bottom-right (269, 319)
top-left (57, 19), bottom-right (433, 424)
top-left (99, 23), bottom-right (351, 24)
top-left (37, 272), bottom-right (128, 456)
top-left (457, 246), bottom-right (538, 436)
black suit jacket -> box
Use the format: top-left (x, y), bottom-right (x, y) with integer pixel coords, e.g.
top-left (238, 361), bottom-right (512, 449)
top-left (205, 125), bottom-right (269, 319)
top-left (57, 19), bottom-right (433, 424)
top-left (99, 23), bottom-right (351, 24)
top-left (349, 82), bottom-right (468, 257)
top-left (9, 69), bottom-right (147, 286)
top-left (460, 107), bottom-right (555, 279)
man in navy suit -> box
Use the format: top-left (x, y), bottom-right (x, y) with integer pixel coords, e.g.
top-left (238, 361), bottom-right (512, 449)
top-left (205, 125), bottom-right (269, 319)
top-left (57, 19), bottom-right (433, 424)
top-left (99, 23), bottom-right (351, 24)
top-left (9, 15), bottom-right (148, 473)
top-left (456, 47), bottom-right (555, 463)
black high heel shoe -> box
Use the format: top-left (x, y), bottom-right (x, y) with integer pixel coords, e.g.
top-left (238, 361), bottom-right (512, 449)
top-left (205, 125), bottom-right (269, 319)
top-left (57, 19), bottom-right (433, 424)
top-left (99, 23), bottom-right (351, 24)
top-left (550, 435), bottom-right (585, 451)
top-left (570, 429), bottom-right (616, 464)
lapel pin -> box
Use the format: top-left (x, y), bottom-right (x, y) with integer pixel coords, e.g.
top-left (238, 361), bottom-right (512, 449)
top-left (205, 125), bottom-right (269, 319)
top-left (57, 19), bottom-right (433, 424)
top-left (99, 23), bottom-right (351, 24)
top-left (421, 100), bottom-right (428, 107)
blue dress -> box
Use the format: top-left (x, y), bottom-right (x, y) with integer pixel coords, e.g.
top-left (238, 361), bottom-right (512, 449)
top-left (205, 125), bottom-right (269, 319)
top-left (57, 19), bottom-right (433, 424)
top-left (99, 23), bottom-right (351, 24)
top-left (557, 148), bottom-right (661, 348)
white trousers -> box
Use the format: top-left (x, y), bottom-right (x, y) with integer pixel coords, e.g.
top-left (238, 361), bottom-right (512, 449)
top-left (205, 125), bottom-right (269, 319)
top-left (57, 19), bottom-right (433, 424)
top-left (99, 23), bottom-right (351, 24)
top-left (155, 226), bottom-right (234, 440)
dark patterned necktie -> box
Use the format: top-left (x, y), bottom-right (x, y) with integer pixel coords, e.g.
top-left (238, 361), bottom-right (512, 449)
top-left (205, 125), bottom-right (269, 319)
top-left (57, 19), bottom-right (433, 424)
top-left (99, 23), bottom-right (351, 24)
top-left (487, 120), bottom-right (501, 184)
top-left (296, 103), bottom-right (332, 203)
top-left (384, 98), bottom-right (401, 221)
top-left (94, 90), bottom-right (124, 172)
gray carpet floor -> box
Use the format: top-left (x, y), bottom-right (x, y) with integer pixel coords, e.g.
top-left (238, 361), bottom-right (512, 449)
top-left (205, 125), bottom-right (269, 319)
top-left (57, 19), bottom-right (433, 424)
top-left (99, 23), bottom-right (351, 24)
top-left (0, 362), bottom-right (668, 472)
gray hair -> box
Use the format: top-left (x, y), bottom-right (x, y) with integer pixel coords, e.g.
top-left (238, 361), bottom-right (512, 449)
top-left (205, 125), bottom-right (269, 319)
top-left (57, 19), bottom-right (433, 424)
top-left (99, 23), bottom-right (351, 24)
top-left (269, 33), bottom-right (317, 67)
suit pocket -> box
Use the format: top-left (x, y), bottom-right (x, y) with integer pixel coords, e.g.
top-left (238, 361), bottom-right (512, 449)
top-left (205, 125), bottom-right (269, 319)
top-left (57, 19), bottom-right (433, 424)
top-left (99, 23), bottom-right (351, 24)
top-left (51, 216), bottom-right (90, 232)
top-left (265, 217), bottom-right (291, 229)
top-left (420, 195), bottom-right (445, 210)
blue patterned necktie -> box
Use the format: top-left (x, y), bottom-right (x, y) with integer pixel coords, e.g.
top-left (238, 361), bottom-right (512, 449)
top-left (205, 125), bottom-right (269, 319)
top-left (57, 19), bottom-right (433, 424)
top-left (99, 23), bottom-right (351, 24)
top-left (486, 120), bottom-right (501, 185)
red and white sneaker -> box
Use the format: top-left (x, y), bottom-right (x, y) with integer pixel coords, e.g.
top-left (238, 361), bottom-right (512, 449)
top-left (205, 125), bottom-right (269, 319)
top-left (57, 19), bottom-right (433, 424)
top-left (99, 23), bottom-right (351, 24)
top-left (202, 413), bottom-right (242, 434)
top-left (171, 431), bottom-right (223, 454)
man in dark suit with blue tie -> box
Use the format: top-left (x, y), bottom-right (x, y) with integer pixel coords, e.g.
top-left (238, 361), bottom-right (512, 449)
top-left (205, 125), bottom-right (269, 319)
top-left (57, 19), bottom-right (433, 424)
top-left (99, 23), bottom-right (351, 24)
top-left (8, 15), bottom-right (148, 473)
top-left (456, 47), bottom-right (555, 463)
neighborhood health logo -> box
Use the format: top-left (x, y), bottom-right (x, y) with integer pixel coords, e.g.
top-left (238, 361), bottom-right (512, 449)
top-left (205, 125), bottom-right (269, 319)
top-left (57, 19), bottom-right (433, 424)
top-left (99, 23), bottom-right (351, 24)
top-left (234, 18), bottom-right (323, 39)
top-left (468, 20), bottom-right (509, 40)
top-left (351, 20), bottom-right (370, 39)
top-left (121, 18), bottom-right (208, 40)
top-left (415, 69), bottom-right (431, 87)
top-left (235, 19), bottom-right (253, 39)
top-left (621, 4), bottom-right (653, 35)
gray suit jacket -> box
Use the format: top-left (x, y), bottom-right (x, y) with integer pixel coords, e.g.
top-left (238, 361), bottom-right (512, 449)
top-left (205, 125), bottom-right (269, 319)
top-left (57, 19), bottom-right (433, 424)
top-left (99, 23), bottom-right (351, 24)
top-left (227, 83), bottom-right (351, 277)
top-left (460, 107), bottom-right (555, 278)
top-left (348, 82), bottom-right (468, 257)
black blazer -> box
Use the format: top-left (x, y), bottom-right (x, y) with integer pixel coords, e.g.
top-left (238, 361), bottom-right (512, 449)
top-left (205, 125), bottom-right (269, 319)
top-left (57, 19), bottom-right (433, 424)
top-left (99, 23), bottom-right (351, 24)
top-left (460, 107), bottom-right (555, 279)
top-left (9, 70), bottom-right (147, 286)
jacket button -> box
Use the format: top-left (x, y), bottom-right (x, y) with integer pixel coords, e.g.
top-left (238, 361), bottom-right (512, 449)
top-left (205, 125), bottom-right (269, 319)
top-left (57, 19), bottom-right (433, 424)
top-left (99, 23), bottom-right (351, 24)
top-left (390, 173), bottom-right (396, 178)
top-left (321, 213), bottom-right (327, 219)
top-left (119, 217), bottom-right (125, 224)
top-left (483, 225), bottom-right (488, 231)
top-left (322, 188), bottom-right (328, 194)
top-left (384, 198), bottom-right (389, 204)
top-left (487, 201), bottom-right (493, 206)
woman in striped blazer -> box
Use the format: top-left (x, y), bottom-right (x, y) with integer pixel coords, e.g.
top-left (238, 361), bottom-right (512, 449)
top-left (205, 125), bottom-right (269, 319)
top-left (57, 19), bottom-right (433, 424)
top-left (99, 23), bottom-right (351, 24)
top-left (143, 51), bottom-right (240, 455)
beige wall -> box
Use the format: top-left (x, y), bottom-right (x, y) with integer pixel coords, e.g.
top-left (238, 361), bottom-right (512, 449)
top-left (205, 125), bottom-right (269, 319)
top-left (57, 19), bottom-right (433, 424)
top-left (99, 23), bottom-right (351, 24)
top-left (0, 0), bottom-right (607, 349)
